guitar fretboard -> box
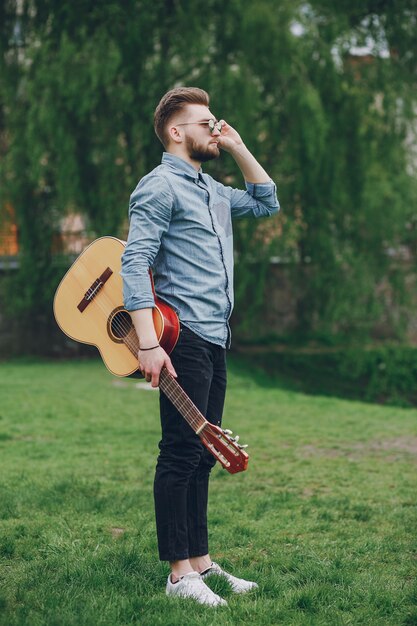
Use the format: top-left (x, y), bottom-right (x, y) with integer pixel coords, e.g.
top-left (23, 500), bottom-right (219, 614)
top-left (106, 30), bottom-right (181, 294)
top-left (124, 334), bottom-right (206, 433)
top-left (159, 368), bottom-right (207, 433)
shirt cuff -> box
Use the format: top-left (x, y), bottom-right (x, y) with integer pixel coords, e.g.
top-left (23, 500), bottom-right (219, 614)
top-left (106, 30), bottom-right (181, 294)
top-left (245, 180), bottom-right (277, 197)
top-left (124, 297), bottom-right (155, 312)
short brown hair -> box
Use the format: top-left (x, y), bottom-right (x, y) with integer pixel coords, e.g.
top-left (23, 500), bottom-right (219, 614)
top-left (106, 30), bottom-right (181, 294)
top-left (154, 87), bottom-right (210, 148)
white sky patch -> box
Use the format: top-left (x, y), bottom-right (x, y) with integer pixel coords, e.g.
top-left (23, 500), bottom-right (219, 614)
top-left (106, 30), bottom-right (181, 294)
top-left (350, 43), bottom-right (390, 58)
top-left (290, 21), bottom-right (305, 37)
top-left (290, 7), bottom-right (391, 64)
top-left (334, 14), bottom-right (391, 65)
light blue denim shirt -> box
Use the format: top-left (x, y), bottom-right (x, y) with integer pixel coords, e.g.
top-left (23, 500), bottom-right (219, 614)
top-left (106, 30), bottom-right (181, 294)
top-left (121, 152), bottom-right (280, 347)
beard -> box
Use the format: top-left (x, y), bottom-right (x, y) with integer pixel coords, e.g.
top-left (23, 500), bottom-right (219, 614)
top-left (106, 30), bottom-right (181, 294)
top-left (185, 136), bottom-right (220, 163)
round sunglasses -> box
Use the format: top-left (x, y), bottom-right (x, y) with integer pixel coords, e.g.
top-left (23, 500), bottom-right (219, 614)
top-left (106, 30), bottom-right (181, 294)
top-left (176, 119), bottom-right (224, 134)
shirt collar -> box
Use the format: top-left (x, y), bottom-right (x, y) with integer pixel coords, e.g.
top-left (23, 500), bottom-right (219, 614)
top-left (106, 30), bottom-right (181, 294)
top-left (161, 152), bottom-right (202, 182)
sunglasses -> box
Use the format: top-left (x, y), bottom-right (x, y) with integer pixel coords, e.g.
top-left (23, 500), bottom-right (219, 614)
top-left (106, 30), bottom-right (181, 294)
top-left (176, 119), bottom-right (224, 134)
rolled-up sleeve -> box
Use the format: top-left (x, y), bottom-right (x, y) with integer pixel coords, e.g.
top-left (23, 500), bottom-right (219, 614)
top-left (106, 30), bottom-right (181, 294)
top-left (228, 180), bottom-right (280, 219)
top-left (121, 174), bottom-right (173, 311)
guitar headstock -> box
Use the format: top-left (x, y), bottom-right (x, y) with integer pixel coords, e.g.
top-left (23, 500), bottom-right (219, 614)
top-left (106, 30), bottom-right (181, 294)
top-left (199, 423), bottom-right (249, 474)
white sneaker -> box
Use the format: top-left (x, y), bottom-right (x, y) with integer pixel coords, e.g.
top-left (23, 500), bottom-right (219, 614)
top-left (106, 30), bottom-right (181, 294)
top-left (201, 562), bottom-right (259, 594)
top-left (166, 571), bottom-right (227, 607)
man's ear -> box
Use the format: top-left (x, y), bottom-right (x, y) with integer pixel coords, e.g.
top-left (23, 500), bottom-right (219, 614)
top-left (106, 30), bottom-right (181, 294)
top-left (168, 125), bottom-right (183, 144)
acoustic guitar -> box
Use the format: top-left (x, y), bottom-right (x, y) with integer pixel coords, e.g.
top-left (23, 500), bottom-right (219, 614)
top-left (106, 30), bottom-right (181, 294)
top-left (53, 236), bottom-right (248, 474)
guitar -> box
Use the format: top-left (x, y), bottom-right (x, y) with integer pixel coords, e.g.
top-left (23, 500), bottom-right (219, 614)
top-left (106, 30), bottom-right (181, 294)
top-left (53, 236), bottom-right (248, 474)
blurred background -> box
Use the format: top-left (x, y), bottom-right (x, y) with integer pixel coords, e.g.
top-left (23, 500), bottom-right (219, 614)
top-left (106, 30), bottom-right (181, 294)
top-left (1, 0), bottom-right (416, 404)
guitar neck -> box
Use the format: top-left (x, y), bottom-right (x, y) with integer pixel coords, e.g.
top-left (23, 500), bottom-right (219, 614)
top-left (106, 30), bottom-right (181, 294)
top-left (159, 368), bottom-right (207, 434)
top-left (121, 330), bottom-right (206, 433)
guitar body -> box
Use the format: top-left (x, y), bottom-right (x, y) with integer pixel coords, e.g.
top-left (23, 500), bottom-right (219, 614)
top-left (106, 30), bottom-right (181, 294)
top-left (53, 236), bottom-right (180, 377)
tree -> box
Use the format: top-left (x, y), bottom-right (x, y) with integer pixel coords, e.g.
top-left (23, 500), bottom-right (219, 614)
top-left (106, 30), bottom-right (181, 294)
top-left (1, 0), bottom-right (416, 349)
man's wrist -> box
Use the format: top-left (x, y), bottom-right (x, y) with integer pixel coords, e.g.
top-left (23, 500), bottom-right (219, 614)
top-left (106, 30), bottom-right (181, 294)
top-left (139, 344), bottom-right (160, 351)
top-left (230, 142), bottom-right (272, 184)
top-left (228, 142), bottom-right (248, 159)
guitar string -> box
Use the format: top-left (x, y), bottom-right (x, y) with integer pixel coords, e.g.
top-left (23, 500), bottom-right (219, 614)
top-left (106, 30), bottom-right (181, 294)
top-left (71, 269), bottom-right (205, 430)
top-left (64, 255), bottom-right (233, 441)
top-left (100, 301), bottom-right (206, 431)
top-left (70, 266), bottom-right (219, 432)
top-left (94, 299), bottom-right (241, 454)
top-left (75, 268), bottom-right (208, 430)
top-left (73, 259), bottom-right (163, 361)
top-left (160, 372), bottom-right (206, 430)
top-left (161, 372), bottom-right (207, 430)
top-left (160, 374), bottom-right (243, 456)
top-left (68, 268), bottom-right (240, 452)
top-left (161, 373), bottom-right (239, 455)
top-left (72, 262), bottom-right (140, 350)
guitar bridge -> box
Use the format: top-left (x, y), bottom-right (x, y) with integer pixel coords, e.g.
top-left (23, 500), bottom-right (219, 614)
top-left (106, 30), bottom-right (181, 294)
top-left (77, 267), bottom-right (113, 312)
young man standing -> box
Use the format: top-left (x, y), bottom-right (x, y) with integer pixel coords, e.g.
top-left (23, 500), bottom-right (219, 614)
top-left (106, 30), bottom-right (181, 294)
top-left (121, 87), bottom-right (279, 606)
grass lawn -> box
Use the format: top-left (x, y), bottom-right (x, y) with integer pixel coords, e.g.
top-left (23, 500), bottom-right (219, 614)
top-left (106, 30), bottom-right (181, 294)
top-left (0, 357), bottom-right (416, 626)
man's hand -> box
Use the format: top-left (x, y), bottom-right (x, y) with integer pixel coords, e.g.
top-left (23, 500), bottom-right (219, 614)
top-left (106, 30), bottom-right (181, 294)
top-left (138, 345), bottom-right (177, 388)
top-left (218, 120), bottom-right (271, 184)
top-left (217, 120), bottom-right (244, 154)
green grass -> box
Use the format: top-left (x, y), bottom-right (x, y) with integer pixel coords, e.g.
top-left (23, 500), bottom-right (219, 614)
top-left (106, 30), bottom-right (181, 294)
top-left (0, 357), bottom-right (416, 626)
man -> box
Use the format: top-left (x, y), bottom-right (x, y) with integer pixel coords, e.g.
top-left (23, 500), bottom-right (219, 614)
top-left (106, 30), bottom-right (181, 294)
top-left (121, 87), bottom-right (279, 606)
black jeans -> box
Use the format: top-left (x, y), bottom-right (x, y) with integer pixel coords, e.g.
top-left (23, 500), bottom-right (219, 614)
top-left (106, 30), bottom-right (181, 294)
top-left (153, 325), bottom-right (227, 562)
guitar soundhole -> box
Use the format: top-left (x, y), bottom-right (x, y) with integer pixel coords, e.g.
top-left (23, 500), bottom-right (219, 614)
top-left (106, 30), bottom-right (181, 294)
top-left (108, 307), bottom-right (133, 343)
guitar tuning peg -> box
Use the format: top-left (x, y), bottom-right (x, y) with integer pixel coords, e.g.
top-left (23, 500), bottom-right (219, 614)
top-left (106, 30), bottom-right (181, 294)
top-left (238, 444), bottom-right (248, 449)
top-left (234, 435), bottom-right (240, 443)
top-left (223, 429), bottom-right (233, 435)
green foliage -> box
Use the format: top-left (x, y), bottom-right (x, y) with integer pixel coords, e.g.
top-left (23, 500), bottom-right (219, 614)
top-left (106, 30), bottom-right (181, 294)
top-left (241, 345), bottom-right (417, 407)
top-left (0, 0), bottom-right (416, 342)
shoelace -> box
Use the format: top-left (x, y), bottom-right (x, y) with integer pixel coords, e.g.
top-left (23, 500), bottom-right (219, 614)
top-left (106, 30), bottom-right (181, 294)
top-left (182, 577), bottom-right (219, 602)
top-left (203, 563), bottom-right (257, 592)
